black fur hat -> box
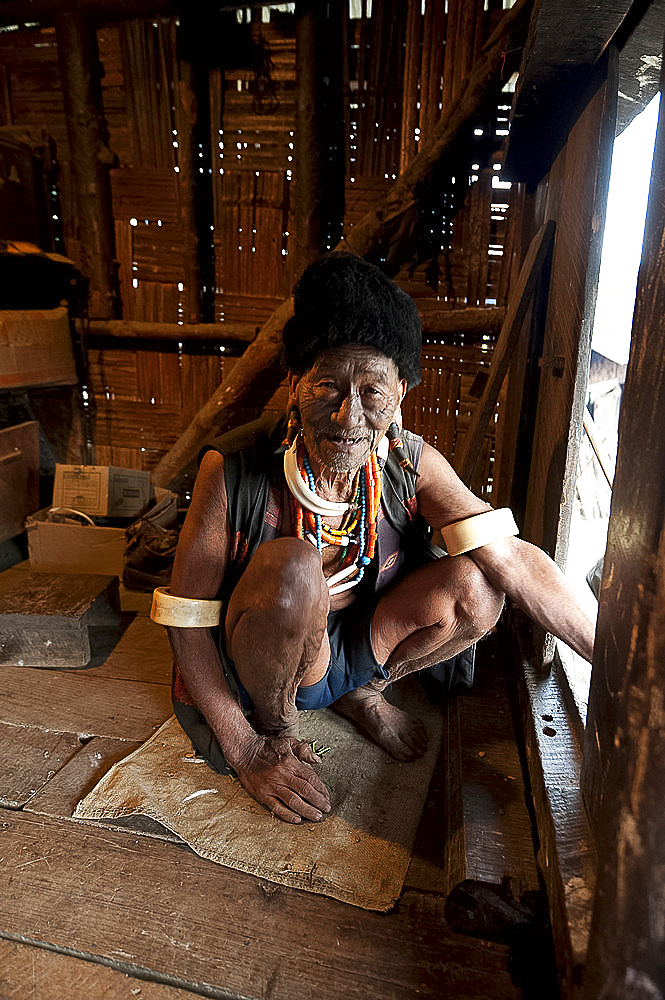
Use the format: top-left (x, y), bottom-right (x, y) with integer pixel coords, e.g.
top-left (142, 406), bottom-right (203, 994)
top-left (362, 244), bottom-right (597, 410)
top-left (282, 252), bottom-right (422, 389)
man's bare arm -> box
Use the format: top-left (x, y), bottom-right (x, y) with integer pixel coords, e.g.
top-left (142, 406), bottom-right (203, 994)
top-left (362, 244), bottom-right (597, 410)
top-left (167, 450), bottom-right (331, 822)
top-left (469, 536), bottom-right (595, 661)
top-left (416, 442), bottom-right (596, 662)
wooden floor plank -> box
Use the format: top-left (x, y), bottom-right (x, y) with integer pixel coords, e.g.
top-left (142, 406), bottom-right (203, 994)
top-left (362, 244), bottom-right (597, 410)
top-left (1, 809), bottom-right (522, 1000)
top-left (24, 736), bottom-right (142, 819)
top-left (0, 938), bottom-right (200, 1000)
top-left (92, 614), bottom-right (173, 684)
top-left (0, 722), bottom-right (83, 809)
top-left (0, 667), bottom-right (172, 741)
top-left (453, 660), bottom-right (540, 896)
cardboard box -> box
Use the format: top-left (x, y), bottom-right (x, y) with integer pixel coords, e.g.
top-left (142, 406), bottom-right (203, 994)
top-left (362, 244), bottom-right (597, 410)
top-left (0, 306), bottom-right (77, 389)
top-left (53, 464), bottom-right (151, 518)
top-left (25, 509), bottom-right (127, 577)
top-left (25, 488), bottom-right (175, 577)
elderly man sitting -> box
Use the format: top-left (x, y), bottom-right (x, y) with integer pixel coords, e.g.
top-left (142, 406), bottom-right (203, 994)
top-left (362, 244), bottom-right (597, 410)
top-left (152, 252), bottom-right (595, 825)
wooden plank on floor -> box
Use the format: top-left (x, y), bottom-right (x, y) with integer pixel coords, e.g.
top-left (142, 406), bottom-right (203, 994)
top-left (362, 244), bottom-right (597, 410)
top-left (92, 614), bottom-right (173, 684)
top-left (1, 810), bottom-right (522, 1000)
top-left (408, 648), bottom-right (540, 911)
top-left (0, 722), bottom-right (83, 809)
top-left (0, 667), bottom-right (172, 741)
top-left (0, 937), bottom-right (202, 1000)
top-left (404, 721), bottom-right (449, 895)
top-left (24, 736), bottom-right (142, 819)
top-left (451, 671), bottom-right (540, 897)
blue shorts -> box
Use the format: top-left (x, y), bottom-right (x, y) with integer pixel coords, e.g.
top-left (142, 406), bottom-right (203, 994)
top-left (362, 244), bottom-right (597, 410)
top-left (295, 600), bottom-right (390, 709)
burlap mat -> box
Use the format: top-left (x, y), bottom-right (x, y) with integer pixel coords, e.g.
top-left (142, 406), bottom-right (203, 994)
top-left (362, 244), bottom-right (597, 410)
top-left (74, 679), bottom-right (443, 911)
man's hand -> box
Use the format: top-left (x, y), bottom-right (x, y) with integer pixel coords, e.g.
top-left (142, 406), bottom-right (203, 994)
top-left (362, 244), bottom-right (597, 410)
top-left (232, 734), bottom-right (332, 824)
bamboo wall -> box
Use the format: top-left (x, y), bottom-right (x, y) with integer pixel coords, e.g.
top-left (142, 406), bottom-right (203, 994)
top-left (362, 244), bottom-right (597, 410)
top-left (0, 0), bottom-right (522, 501)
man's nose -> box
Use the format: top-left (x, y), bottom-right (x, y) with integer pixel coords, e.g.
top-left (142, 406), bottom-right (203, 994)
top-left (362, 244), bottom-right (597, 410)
top-left (332, 390), bottom-right (362, 425)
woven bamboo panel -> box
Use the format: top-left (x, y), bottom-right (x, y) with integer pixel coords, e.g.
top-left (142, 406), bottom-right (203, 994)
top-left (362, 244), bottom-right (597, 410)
top-left (0, 8), bottom-right (520, 499)
top-left (110, 169), bottom-right (180, 225)
top-left (211, 18), bottom-right (298, 317)
top-left (398, 0), bottom-right (506, 171)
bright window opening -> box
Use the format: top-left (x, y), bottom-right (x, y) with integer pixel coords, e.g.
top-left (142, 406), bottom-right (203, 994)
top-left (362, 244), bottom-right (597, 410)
top-left (562, 94), bottom-right (660, 713)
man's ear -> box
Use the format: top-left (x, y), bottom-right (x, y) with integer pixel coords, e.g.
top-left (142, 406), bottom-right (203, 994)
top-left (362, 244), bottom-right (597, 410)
top-left (392, 381), bottom-right (407, 428)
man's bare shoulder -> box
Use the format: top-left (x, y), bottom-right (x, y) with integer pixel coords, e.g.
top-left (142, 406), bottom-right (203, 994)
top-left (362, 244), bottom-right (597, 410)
top-left (415, 439), bottom-right (490, 529)
top-left (192, 449), bottom-right (228, 515)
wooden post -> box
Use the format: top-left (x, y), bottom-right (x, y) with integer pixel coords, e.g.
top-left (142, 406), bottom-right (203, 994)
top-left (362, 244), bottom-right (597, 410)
top-left (174, 16), bottom-right (206, 325)
top-left (581, 72), bottom-right (665, 1000)
top-left (295, 1), bottom-right (322, 275)
top-left (295, 0), bottom-right (345, 276)
top-left (520, 51), bottom-right (616, 584)
top-left (54, 8), bottom-right (119, 319)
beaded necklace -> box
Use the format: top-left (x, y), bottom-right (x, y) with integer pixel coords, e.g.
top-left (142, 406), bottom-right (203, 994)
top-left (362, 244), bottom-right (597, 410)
top-left (285, 436), bottom-right (383, 595)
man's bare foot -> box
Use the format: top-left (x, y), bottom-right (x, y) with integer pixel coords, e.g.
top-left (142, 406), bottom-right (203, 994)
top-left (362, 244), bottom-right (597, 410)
top-left (332, 686), bottom-right (428, 761)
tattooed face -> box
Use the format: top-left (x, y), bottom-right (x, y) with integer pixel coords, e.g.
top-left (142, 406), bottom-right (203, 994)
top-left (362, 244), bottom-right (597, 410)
top-left (290, 345), bottom-right (406, 474)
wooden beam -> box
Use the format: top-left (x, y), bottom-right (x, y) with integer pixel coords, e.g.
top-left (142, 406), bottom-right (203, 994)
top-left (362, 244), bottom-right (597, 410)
top-left (149, 0), bottom-right (532, 488)
top-left (87, 319), bottom-right (256, 344)
top-left (86, 311), bottom-right (502, 345)
top-left (420, 306), bottom-right (505, 338)
top-left (505, 0), bottom-right (633, 184)
top-left (54, 9), bottom-right (120, 319)
top-left (581, 71), bottom-right (665, 1000)
top-left (455, 220), bottom-right (555, 490)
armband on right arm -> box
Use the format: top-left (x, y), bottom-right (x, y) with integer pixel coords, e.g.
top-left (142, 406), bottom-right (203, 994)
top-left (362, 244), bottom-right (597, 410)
top-left (150, 587), bottom-right (222, 628)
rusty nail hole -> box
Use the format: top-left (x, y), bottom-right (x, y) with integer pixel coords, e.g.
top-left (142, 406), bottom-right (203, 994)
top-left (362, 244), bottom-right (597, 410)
top-left (543, 726), bottom-right (557, 737)
top-left (541, 713), bottom-right (553, 722)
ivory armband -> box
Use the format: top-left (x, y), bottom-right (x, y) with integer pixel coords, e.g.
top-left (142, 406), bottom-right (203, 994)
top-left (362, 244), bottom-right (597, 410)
top-left (150, 587), bottom-right (222, 628)
top-left (441, 507), bottom-right (518, 557)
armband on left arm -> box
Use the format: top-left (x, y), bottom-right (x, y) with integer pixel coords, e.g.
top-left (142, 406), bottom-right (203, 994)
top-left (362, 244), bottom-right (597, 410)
top-left (441, 507), bottom-right (519, 557)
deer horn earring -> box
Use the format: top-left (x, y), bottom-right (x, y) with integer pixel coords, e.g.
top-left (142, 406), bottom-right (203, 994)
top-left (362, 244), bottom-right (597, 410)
top-left (286, 407), bottom-right (301, 447)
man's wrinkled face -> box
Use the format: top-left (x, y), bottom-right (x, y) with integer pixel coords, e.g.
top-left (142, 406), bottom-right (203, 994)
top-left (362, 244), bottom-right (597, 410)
top-left (290, 344), bottom-right (406, 474)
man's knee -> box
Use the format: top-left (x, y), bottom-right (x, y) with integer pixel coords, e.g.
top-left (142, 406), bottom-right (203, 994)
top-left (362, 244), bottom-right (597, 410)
top-left (229, 536), bottom-right (327, 621)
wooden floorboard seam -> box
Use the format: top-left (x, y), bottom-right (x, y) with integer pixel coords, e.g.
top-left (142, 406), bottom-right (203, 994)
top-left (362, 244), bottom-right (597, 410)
top-left (0, 932), bottom-right (250, 1000)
